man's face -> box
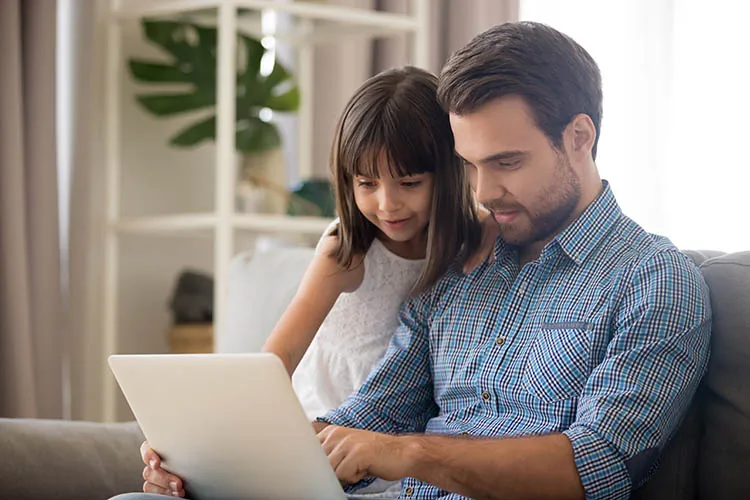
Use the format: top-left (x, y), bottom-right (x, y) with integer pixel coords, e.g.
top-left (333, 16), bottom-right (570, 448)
top-left (451, 96), bottom-right (581, 250)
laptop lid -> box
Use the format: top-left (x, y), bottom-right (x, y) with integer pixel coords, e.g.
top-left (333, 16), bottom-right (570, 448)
top-left (109, 353), bottom-right (346, 500)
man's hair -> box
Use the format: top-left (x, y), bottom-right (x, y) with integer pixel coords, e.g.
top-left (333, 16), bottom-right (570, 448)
top-left (329, 66), bottom-right (481, 295)
top-left (438, 21), bottom-right (603, 159)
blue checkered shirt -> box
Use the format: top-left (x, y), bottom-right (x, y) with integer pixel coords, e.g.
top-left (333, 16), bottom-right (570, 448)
top-left (322, 182), bottom-right (712, 499)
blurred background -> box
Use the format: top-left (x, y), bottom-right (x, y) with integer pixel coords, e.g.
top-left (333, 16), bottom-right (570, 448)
top-left (1, 0), bottom-right (748, 423)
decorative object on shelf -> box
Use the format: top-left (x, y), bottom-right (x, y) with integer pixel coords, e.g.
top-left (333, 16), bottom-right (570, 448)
top-left (128, 19), bottom-right (301, 214)
top-left (168, 269), bottom-right (214, 324)
top-left (169, 324), bottom-right (214, 354)
top-left (168, 270), bottom-right (214, 353)
top-left (287, 179), bottom-right (335, 218)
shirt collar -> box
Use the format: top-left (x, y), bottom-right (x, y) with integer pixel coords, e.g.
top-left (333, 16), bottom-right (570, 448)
top-left (552, 180), bottom-right (621, 266)
top-left (491, 180), bottom-right (622, 267)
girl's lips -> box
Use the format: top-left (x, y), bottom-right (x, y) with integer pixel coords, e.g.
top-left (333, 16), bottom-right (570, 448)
top-left (493, 211), bottom-right (519, 224)
top-left (383, 218), bottom-right (410, 228)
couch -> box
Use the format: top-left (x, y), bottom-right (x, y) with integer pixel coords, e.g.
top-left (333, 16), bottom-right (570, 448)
top-left (1, 249), bottom-right (748, 500)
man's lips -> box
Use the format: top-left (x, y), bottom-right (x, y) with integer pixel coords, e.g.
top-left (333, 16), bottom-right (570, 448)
top-left (492, 210), bottom-right (520, 224)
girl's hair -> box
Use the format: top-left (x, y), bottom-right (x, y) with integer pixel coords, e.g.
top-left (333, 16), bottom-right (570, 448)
top-left (329, 66), bottom-right (482, 295)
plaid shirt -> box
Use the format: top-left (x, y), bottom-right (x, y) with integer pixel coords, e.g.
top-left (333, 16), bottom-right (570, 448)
top-left (322, 182), bottom-right (712, 500)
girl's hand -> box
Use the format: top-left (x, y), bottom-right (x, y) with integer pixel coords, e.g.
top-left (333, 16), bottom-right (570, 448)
top-left (140, 440), bottom-right (186, 497)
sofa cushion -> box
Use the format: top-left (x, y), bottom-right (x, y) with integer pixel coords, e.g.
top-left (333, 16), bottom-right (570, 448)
top-left (217, 246), bottom-right (315, 353)
top-left (0, 418), bottom-right (144, 500)
top-left (697, 251), bottom-right (750, 499)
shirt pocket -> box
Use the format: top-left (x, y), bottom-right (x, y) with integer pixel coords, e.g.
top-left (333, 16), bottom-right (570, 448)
top-left (522, 322), bottom-right (593, 402)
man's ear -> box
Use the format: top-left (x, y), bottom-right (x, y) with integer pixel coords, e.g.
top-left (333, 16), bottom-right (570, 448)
top-left (565, 113), bottom-right (596, 160)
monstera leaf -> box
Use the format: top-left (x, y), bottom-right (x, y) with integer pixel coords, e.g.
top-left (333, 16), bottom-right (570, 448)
top-left (128, 19), bottom-right (300, 154)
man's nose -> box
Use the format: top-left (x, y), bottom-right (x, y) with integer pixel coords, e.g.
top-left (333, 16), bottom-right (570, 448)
top-left (474, 169), bottom-right (506, 206)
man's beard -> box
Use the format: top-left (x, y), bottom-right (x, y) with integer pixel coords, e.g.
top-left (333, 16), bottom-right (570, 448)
top-left (488, 155), bottom-right (581, 248)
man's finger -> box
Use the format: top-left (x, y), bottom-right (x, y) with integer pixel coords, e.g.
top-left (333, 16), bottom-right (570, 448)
top-left (326, 441), bottom-right (346, 471)
top-left (316, 424), bottom-right (336, 442)
top-left (334, 453), bottom-right (367, 485)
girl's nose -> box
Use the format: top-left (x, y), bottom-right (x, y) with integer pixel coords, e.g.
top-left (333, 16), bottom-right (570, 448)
top-left (378, 186), bottom-right (402, 213)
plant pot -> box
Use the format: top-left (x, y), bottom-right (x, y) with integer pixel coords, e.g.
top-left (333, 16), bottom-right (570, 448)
top-left (237, 148), bottom-right (288, 214)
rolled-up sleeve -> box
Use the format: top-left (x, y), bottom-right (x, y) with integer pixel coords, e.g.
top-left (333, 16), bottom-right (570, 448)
top-left (564, 250), bottom-right (711, 499)
top-left (320, 287), bottom-right (439, 434)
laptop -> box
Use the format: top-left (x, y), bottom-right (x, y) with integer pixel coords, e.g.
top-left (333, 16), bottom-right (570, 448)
top-left (109, 353), bottom-right (347, 500)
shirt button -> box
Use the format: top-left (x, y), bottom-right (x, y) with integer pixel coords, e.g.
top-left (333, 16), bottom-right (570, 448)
top-left (495, 335), bottom-right (506, 346)
top-left (404, 486), bottom-right (414, 497)
top-left (518, 282), bottom-right (528, 294)
top-left (481, 391), bottom-right (491, 401)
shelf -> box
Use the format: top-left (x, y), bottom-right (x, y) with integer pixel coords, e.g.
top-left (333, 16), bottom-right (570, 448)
top-left (233, 213), bottom-right (332, 233)
top-left (111, 212), bottom-right (332, 235)
top-left (114, 0), bottom-right (419, 33)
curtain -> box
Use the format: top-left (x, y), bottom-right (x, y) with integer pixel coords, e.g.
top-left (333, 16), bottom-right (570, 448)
top-left (65, 0), bottom-right (110, 421)
top-left (0, 0), bottom-right (65, 418)
top-left (520, 0), bottom-right (750, 253)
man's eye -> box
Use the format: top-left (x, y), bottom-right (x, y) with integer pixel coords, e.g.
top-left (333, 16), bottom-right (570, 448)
top-left (498, 161), bottom-right (521, 169)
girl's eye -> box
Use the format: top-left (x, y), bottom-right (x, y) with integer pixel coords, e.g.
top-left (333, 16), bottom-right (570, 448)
top-left (357, 180), bottom-right (376, 188)
top-left (401, 181), bottom-right (422, 188)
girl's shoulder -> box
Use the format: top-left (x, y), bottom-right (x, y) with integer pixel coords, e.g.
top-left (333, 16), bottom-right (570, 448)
top-left (312, 227), bottom-right (366, 293)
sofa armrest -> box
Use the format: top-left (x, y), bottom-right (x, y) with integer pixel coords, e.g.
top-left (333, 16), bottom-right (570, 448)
top-left (0, 418), bottom-right (145, 500)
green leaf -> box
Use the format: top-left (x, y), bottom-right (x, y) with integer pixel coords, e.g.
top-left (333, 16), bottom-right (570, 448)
top-left (240, 36), bottom-right (266, 101)
top-left (265, 60), bottom-right (292, 89)
top-left (169, 115), bottom-right (216, 147)
top-left (133, 18), bottom-right (299, 152)
top-left (142, 20), bottom-right (194, 62)
top-left (128, 60), bottom-right (191, 83)
top-left (136, 91), bottom-right (215, 116)
top-left (236, 119), bottom-right (280, 153)
top-left (192, 25), bottom-right (218, 87)
top-left (266, 86), bottom-right (300, 111)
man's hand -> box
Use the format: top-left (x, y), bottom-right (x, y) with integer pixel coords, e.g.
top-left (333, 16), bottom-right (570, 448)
top-left (317, 426), bottom-right (412, 484)
top-left (140, 440), bottom-right (186, 497)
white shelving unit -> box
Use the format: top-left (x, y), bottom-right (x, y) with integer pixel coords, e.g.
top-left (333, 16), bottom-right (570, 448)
top-left (102, 0), bottom-right (431, 421)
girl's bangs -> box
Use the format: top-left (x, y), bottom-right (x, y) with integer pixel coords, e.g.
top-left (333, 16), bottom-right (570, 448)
top-left (343, 113), bottom-right (437, 180)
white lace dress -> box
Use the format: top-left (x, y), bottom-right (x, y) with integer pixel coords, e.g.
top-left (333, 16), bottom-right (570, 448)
top-left (292, 236), bottom-right (425, 421)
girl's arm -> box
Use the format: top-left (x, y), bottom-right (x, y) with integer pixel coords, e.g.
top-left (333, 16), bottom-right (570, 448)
top-left (261, 235), bottom-right (365, 376)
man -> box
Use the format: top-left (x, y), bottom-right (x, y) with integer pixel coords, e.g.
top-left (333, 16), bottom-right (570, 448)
top-left (129, 21), bottom-right (711, 500)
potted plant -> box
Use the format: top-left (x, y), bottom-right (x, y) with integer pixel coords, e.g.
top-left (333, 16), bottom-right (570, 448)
top-left (128, 18), bottom-right (302, 214)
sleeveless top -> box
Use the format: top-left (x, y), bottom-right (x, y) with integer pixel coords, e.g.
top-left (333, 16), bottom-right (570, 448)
top-left (292, 236), bottom-right (425, 421)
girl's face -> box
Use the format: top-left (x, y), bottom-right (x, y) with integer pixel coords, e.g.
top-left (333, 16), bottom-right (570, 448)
top-left (353, 163), bottom-right (434, 258)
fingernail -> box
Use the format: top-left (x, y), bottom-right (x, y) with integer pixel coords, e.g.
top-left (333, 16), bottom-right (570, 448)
top-left (149, 459), bottom-right (156, 469)
top-left (172, 492), bottom-right (180, 497)
top-left (170, 481), bottom-right (178, 490)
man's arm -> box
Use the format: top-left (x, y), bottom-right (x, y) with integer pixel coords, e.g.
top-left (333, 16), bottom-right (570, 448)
top-left (320, 285), bottom-right (440, 434)
top-left (320, 428), bottom-right (584, 499)
top-left (408, 433), bottom-right (583, 499)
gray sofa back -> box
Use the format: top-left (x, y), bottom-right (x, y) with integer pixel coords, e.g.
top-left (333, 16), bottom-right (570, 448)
top-left (636, 251), bottom-right (750, 499)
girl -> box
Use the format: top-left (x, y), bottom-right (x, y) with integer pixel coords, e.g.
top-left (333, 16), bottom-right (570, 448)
top-left (262, 66), bottom-right (482, 422)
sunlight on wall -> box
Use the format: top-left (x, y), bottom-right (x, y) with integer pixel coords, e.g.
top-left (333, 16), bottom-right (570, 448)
top-left (521, 0), bottom-right (750, 252)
